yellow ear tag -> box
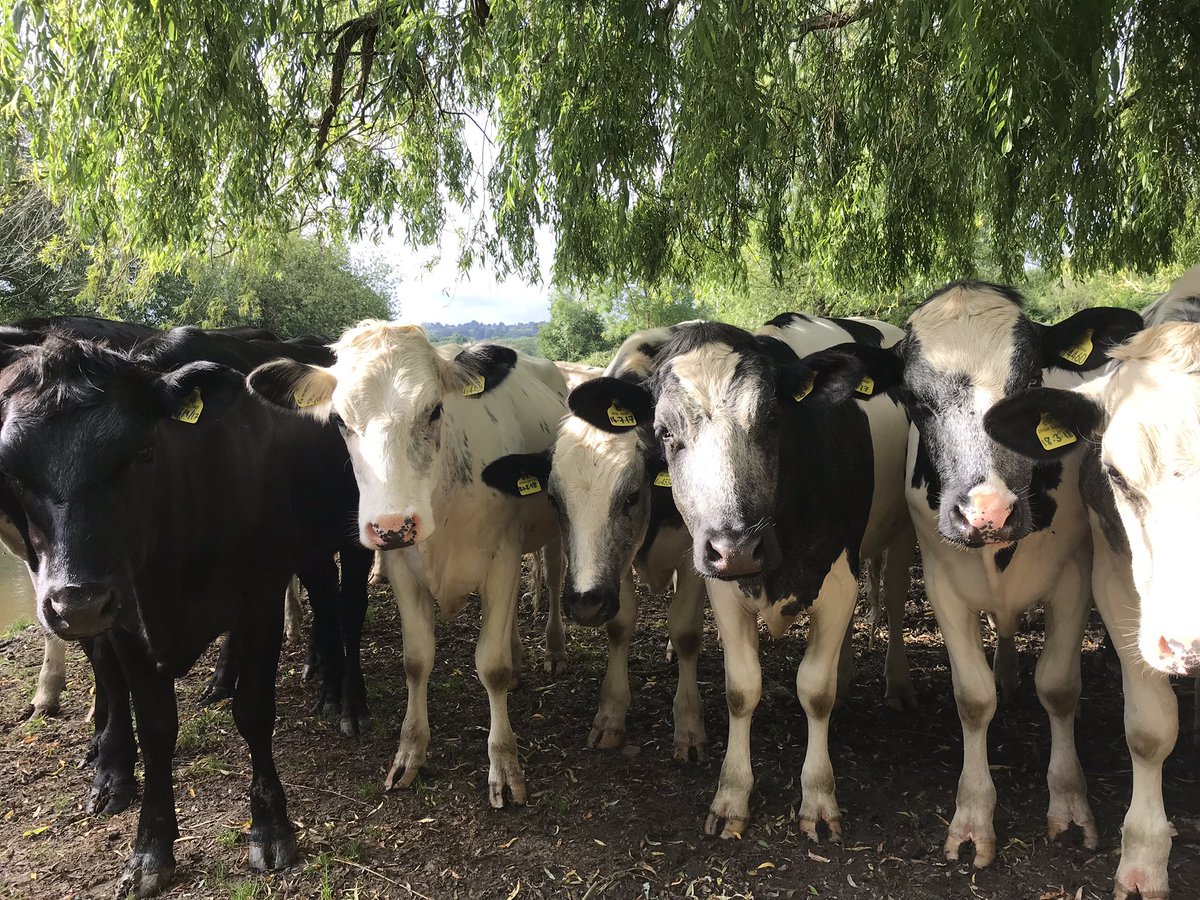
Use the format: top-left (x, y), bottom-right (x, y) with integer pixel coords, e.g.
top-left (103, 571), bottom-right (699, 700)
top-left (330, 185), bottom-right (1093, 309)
top-left (293, 386), bottom-right (323, 409)
top-left (1036, 413), bottom-right (1077, 451)
top-left (1058, 328), bottom-right (1094, 366)
top-left (653, 470), bottom-right (672, 488)
top-left (855, 375), bottom-right (876, 397)
top-left (607, 401), bottom-right (637, 427)
top-left (516, 474), bottom-right (542, 496)
top-left (173, 388), bottom-right (203, 424)
top-left (793, 371), bottom-right (816, 402)
top-left (463, 375), bottom-right (486, 397)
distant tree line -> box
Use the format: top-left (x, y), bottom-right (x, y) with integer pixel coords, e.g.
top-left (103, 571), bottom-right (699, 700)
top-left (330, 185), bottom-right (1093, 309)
top-left (422, 320), bottom-right (542, 345)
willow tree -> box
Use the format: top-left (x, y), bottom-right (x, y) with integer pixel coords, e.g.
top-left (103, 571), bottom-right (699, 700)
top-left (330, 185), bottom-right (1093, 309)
top-left (1, 0), bottom-right (1196, 292)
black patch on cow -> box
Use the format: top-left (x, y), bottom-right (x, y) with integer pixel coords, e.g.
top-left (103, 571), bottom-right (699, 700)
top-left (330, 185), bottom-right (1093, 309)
top-left (994, 542), bottom-right (1018, 572)
top-left (910, 437), bottom-right (941, 511)
top-left (762, 312), bottom-right (811, 329)
top-left (983, 387), bottom-right (1104, 461)
top-left (1079, 442), bottom-right (1129, 555)
top-left (827, 317), bottom-right (884, 347)
top-left (1039, 307), bottom-right (1145, 373)
top-left (454, 343), bottom-right (517, 395)
top-left (569, 377), bottom-right (655, 433)
top-left (481, 452), bottom-right (552, 496)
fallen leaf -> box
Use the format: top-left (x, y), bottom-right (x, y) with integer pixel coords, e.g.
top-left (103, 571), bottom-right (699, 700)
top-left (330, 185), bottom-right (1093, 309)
top-left (22, 825), bottom-right (49, 838)
top-left (808, 851), bottom-right (831, 863)
top-left (504, 882), bottom-right (520, 900)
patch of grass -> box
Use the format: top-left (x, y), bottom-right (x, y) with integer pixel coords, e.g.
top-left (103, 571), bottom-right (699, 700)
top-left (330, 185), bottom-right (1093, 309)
top-left (351, 780), bottom-right (377, 803)
top-left (306, 851), bottom-right (337, 900)
top-left (226, 879), bottom-right (264, 900)
top-left (190, 755), bottom-right (233, 778)
top-left (177, 706), bottom-right (233, 756)
top-left (2, 616), bottom-right (34, 637)
top-left (20, 715), bottom-right (47, 736)
top-left (217, 827), bottom-right (242, 849)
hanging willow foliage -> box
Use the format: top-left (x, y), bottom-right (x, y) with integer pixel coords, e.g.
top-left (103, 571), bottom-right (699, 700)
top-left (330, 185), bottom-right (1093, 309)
top-left (1, 0), bottom-right (1196, 290)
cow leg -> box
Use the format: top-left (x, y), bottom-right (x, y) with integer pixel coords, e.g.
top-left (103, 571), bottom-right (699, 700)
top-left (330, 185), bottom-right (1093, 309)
top-left (198, 634), bottom-right (239, 707)
top-left (336, 546), bottom-right (372, 736)
top-left (283, 576), bottom-right (303, 644)
top-left (588, 569), bottom-right (638, 750)
top-left (668, 566), bottom-right (707, 763)
top-left (368, 551), bottom-right (387, 585)
top-left (83, 635), bottom-right (137, 816)
top-left (835, 621), bottom-right (856, 704)
top-left (298, 557), bottom-right (343, 719)
top-left (543, 538), bottom-right (568, 676)
top-left (882, 537), bottom-right (918, 711)
top-left (705, 581), bottom-right (761, 839)
top-left (928, 568), bottom-right (998, 867)
top-left (30, 635), bottom-right (67, 718)
top-left (478, 550), bottom-right (526, 807)
top-left (111, 639), bottom-right (179, 898)
top-left (1093, 545), bottom-right (1175, 900)
top-left (384, 557), bottom-right (435, 791)
top-left (796, 556), bottom-right (858, 842)
top-left (1038, 563), bottom-right (1097, 849)
top-left (523, 550), bottom-right (544, 614)
top-left (232, 607), bottom-right (296, 873)
top-left (993, 628), bottom-right (1019, 703)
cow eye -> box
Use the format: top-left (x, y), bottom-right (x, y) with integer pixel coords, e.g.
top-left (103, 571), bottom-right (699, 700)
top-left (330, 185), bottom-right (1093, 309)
top-left (429, 403), bottom-right (443, 424)
top-left (547, 493), bottom-right (560, 512)
top-left (1104, 464), bottom-right (1128, 491)
top-left (623, 489), bottom-right (641, 511)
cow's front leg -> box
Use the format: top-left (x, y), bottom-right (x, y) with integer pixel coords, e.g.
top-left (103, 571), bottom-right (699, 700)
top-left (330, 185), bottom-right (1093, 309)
top-left (384, 556), bottom-right (435, 791)
top-left (881, 535), bottom-right (918, 711)
top-left (111, 637), bottom-right (179, 898)
top-left (1093, 544), bottom-right (1175, 900)
top-left (479, 550), bottom-right (526, 807)
top-left (83, 635), bottom-right (137, 816)
top-left (668, 567), bottom-right (707, 763)
top-left (589, 570), bottom-right (637, 749)
top-left (30, 634), bottom-right (67, 717)
top-left (543, 537), bottom-right (568, 675)
top-left (705, 581), bottom-right (761, 839)
top-left (926, 567), bottom-right (998, 867)
top-left (336, 546), bottom-right (373, 736)
top-left (1038, 560), bottom-right (1096, 849)
top-left (795, 557), bottom-right (858, 842)
top-left (232, 604), bottom-right (296, 873)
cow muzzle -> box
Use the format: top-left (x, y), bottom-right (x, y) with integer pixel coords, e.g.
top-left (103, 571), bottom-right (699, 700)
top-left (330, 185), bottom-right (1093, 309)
top-left (364, 514), bottom-right (422, 550)
top-left (698, 528), bottom-right (775, 580)
top-left (1144, 633), bottom-right (1200, 677)
top-left (40, 583), bottom-right (119, 639)
top-left (562, 584), bottom-right (619, 627)
top-left (945, 487), bottom-right (1024, 547)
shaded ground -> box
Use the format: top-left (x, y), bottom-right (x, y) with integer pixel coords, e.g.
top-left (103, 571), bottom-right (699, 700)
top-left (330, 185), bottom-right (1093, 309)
top-left (0, 566), bottom-right (1196, 899)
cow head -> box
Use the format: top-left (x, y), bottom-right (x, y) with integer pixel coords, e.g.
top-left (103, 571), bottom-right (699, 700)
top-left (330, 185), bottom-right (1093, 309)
top-left (986, 321), bottom-right (1200, 675)
top-left (649, 322), bottom-right (866, 580)
top-left (0, 336), bottom-right (244, 639)
top-left (248, 322), bottom-right (516, 551)
top-left (857, 282), bottom-right (1142, 548)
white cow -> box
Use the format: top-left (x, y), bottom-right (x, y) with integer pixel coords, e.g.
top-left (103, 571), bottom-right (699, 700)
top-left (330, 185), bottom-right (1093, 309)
top-left (249, 323), bottom-right (567, 807)
top-left (863, 281), bottom-right (1148, 894)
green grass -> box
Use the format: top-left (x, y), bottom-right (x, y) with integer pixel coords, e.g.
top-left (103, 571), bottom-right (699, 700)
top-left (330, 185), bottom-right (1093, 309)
top-left (176, 706), bottom-right (233, 756)
top-left (2, 616), bottom-right (34, 638)
top-left (216, 827), bottom-right (242, 849)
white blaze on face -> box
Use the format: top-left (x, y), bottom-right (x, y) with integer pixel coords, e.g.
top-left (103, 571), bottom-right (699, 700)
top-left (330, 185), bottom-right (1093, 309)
top-left (1099, 324), bottom-right (1200, 666)
top-left (549, 416), bottom-right (647, 594)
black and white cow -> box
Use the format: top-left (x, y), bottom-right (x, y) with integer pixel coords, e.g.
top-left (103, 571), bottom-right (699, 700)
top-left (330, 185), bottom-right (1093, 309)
top-left (0, 332), bottom-right (364, 895)
top-left (853, 282), bottom-right (1147, 887)
top-left (248, 322), bottom-right (567, 808)
top-left (984, 269), bottom-right (1200, 899)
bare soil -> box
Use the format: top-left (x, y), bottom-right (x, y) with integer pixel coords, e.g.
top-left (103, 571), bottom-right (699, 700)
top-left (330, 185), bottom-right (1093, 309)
top-left (0, 567), bottom-right (1196, 899)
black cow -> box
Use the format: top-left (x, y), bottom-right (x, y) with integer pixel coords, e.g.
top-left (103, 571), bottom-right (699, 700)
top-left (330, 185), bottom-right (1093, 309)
top-left (0, 332), bottom-right (361, 895)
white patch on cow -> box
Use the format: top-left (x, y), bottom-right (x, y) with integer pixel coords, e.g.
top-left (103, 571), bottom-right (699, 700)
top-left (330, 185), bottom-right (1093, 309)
top-left (909, 285), bottom-right (1021, 396)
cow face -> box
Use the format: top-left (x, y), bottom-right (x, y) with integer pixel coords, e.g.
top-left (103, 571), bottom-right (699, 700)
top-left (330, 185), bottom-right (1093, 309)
top-left (986, 322), bottom-right (1200, 675)
top-left (248, 323), bottom-right (516, 551)
top-left (0, 338), bottom-right (244, 639)
top-left (868, 282), bottom-right (1142, 548)
top-left (649, 323), bottom-right (865, 580)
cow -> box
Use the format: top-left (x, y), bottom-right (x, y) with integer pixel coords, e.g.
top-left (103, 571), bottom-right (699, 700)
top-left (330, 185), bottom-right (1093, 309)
top-left (983, 269), bottom-right (1200, 899)
top-left (0, 332), bottom-right (365, 895)
top-left (248, 322), bottom-right (567, 807)
top-left (851, 281), bottom-right (1150, 895)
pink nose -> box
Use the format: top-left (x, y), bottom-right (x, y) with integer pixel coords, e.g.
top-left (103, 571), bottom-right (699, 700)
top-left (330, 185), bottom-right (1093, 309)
top-left (962, 493), bottom-right (1012, 530)
top-left (365, 514), bottom-right (420, 549)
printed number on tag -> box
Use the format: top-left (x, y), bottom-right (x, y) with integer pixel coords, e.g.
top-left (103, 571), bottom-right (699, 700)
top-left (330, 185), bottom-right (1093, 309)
top-left (653, 470), bottom-right (672, 488)
top-left (174, 388), bottom-right (203, 424)
top-left (855, 375), bottom-right (875, 397)
top-left (1036, 413), bottom-right (1077, 451)
top-left (463, 375), bottom-right (486, 397)
top-left (1058, 329), bottom-right (1094, 366)
top-left (793, 371), bottom-right (816, 402)
top-left (517, 475), bottom-right (542, 496)
top-left (607, 401), bottom-right (637, 427)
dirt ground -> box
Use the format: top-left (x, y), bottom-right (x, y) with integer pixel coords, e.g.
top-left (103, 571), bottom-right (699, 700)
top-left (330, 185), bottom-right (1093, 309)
top-left (0, 566), bottom-right (1196, 900)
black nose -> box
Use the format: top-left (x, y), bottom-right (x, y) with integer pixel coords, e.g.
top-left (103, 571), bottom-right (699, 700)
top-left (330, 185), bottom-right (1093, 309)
top-left (703, 532), bottom-right (764, 578)
top-left (562, 584), bottom-right (619, 626)
top-left (42, 583), bottom-right (118, 638)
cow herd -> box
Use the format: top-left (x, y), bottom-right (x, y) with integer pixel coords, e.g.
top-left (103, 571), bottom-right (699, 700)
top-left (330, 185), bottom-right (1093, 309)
top-left (0, 270), bottom-right (1197, 898)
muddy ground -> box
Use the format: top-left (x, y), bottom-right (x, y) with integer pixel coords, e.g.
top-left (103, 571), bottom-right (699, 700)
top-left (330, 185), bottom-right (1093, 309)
top-left (0, 567), bottom-right (1196, 900)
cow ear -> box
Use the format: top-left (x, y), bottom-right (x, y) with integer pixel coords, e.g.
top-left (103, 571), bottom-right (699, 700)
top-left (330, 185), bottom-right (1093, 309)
top-left (482, 451), bottom-right (553, 497)
top-left (822, 342), bottom-right (904, 397)
top-left (157, 362), bottom-right (245, 426)
top-left (568, 376), bottom-right (654, 433)
top-left (1041, 307), bottom-right (1144, 372)
top-left (983, 387), bottom-right (1102, 459)
top-left (247, 359), bottom-right (337, 420)
top-left (448, 343), bottom-right (518, 398)
top-left (780, 348), bottom-right (867, 407)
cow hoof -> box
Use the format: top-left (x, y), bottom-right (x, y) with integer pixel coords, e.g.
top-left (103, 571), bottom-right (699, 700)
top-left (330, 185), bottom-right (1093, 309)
top-left (672, 737), bottom-right (709, 764)
top-left (1113, 870), bottom-right (1169, 900)
top-left (88, 773), bottom-right (136, 816)
top-left (586, 722), bottom-right (626, 750)
top-left (384, 742), bottom-right (427, 791)
top-left (884, 683), bottom-right (919, 712)
top-left (543, 653), bottom-right (568, 676)
top-left (665, 639), bottom-right (675, 663)
top-left (302, 662), bottom-right (318, 683)
top-left (487, 769), bottom-right (528, 809)
top-left (944, 830), bottom-right (996, 868)
top-left (248, 831), bottom-right (298, 872)
top-left (25, 701), bottom-right (61, 720)
top-left (799, 813), bottom-right (843, 843)
top-left (704, 810), bottom-right (747, 840)
top-left (1047, 814), bottom-right (1098, 849)
top-left (316, 698), bottom-right (340, 721)
top-left (117, 854), bottom-right (175, 898)
top-left (197, 680), bottom-right (234, 708)
top-left (339, 712), bottom-right (370, 738)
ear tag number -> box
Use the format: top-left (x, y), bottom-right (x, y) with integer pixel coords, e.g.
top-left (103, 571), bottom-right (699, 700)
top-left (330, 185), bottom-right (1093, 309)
top-left (1036, 413), bottom-right (1077, 451)
top-left (517, 475), bottom-right (542, 496)
top-left (1059, 329), bottom-right (1094, 366)
top-left (607, 401), bottom-right (637, 427)
top-left (793, 371), bottom-right (816, 402)
top-left (293, 386), bottom-right (323, 409)
top-left (463, 375), bottom-right (486, 397)
top-left (174, 388), bottom-right (203, 424)
top-left (653, 470), bottom-right (672, 488)
top-left (855, 375), bottom-right (876, 397)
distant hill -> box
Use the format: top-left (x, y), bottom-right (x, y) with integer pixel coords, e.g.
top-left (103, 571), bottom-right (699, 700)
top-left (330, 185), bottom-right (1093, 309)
top-left (422, 320), bottom-right (543, 344)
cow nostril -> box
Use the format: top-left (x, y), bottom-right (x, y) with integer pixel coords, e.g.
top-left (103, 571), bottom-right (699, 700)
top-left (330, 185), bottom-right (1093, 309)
top-left (705, 541), bottom-right (722, 564)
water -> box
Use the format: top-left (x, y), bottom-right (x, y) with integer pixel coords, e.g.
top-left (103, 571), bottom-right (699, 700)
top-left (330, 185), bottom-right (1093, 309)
top-left (0, 551), bottom-right (34, 631)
